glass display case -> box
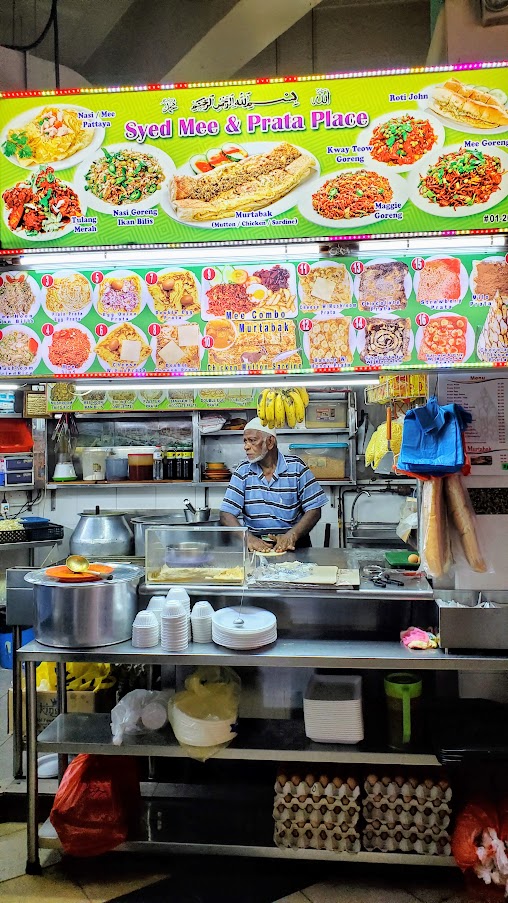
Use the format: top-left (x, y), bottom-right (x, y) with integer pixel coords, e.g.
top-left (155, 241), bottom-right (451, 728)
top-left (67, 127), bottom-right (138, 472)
top-left (145, 525), bottom-right (247, 587)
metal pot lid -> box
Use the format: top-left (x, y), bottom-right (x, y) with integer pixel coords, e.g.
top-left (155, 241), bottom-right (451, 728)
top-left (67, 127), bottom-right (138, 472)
top-left (78, 510), bottom-right (128, 517)
top-left (25, 563), bottom-right (144, 586)
top-left (131, 515), bottom-right (178, 524)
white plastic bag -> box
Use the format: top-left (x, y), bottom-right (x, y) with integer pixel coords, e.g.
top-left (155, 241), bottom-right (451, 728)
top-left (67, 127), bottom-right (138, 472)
top-left (110, 689), bottom-right (171, 746)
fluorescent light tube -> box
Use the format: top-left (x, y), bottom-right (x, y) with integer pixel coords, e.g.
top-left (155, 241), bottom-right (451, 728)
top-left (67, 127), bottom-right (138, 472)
top-left (76, 376), bottom-right (379, 391)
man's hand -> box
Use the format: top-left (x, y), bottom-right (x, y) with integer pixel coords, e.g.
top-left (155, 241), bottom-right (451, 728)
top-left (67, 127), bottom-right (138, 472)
top-left (248, 534), bottom-right (273, 552)
top-left (270, 531), bottom-right (297, 552)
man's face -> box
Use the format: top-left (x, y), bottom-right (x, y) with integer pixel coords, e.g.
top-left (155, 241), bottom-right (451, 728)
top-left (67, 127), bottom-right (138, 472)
top-left (244, 430), bottom-right (273, 463)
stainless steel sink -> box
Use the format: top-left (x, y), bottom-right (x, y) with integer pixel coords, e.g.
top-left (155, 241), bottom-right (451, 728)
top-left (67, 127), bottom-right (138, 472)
top-left (346, 525), bottom-right (405, 548)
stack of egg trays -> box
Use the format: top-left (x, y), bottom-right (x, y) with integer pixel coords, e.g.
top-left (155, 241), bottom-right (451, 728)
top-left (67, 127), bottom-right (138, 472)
top-left (273, 771), bottom-right (361, 853)
top-left (362, 772), bottom-right (452, 856)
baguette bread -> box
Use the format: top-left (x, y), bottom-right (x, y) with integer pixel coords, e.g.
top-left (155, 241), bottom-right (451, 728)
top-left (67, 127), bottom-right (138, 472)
top-left (422, 478), bottom-right (446, 578)
top-left (430, 79), bottom-right (508, 129)
top-left (444, 473), bottom-right (487, 573)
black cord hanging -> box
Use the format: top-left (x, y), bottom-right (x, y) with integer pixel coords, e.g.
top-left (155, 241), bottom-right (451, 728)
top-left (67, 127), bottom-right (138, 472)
top-left (2, 0), bottom-right (60, 87)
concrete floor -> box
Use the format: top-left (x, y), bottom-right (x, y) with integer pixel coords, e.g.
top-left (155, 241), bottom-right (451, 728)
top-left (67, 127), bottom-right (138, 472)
top-left (0, 666), bottom-right (491, 903)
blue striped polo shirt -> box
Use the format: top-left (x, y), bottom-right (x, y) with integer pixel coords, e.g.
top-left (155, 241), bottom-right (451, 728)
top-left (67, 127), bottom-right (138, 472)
top-left (220, 451), bottom-right (328, 534)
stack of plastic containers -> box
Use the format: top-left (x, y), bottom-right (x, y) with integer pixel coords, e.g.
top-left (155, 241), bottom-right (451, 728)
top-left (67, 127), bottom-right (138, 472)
top-left (273, 772), bottom-right (361, 852)
top-left (166, 587), bottom-right (191, 641)
top-left (131, 611), bottom-right (159, 648)
top-left (362, 773), bottom-right (452, 856)
top-left (160, 601), bottom-right (188, 652)
top-left (190, 600), bottom-right (214, 643)
top-left (303, 674), bottom-right (364, 744)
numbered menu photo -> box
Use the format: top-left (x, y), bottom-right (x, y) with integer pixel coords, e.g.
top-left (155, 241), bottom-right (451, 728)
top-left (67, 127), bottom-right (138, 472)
top-left (0, 252), bottom-right (508, 375)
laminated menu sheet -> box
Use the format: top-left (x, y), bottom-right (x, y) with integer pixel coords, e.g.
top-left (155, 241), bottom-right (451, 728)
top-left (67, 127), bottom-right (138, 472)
top-left (440, 373), bottom-right (508, 476)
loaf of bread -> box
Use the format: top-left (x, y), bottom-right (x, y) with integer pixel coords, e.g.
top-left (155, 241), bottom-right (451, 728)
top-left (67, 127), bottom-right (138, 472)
top-left (422, 478), bottom-right (448, 578)
top-left (444, 473), bottom-right (487, 573)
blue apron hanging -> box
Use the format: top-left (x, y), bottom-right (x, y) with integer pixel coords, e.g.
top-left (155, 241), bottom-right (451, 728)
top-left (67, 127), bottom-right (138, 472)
top-left (397, 396), bottom-right (472, 475)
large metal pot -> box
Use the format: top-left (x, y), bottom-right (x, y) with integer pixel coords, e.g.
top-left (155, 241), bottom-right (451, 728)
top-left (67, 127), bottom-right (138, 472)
top-left (25, 564), bottom-right (143, 648)
top-left (132, 514), bottom-right (220, 556)
top-left (70, 509), bottom-right (133, 558)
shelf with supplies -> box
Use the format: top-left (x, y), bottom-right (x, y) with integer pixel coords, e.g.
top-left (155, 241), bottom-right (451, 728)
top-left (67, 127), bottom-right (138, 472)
top-left (364, 374), bottom-right (429, 406)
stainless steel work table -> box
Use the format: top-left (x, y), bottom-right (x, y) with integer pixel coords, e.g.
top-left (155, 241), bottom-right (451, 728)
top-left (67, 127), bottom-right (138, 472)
top-left (16, 549), bottom-right (480, 872)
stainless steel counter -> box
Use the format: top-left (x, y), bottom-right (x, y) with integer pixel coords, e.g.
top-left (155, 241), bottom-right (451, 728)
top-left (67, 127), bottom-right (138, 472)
top-left (141, 547), bottom-right (432, 601)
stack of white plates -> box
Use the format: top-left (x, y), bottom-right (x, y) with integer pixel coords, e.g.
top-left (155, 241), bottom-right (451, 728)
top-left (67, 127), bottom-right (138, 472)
top-left (132, 610), bottom-right (159, 648)
top-left (212, 606), bottom-right (277, 650)
top-left (170, 703), bottom-right (237, 747)
top-left (161, 601), bottom-right (188, 652)
top-left (191, 600), bottom-right (214, 643)
top-left (304, 674), bottom-right (364, 744)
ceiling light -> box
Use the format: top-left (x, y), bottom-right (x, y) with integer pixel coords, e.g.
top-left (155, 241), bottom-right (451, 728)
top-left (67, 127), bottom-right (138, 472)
top-left (75, 375), bottom-right (379, 392)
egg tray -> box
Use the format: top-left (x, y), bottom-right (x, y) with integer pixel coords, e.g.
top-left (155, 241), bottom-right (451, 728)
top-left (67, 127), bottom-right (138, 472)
top-left (363, 798), bottom-right (451, 818)
top-left (363, 824), bottom-right (450, 844)
top-left (364, 776), bottom-right (452, 805)
top-left (363, 807), bottom-right (450, 831)
top-left (275, 794), bottom-right (359, 814)
top-left (362, 830), bottom-right (451, 857)
top-left (274, 824), bottom-right (361, 853)
top-left (275, 777), bottom-right (360, 802)
top-left (274, 807), bottom-right (360, 830)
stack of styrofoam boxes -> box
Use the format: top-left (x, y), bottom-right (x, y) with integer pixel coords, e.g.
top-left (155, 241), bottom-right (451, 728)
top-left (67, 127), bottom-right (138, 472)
top-left (362, 773), bottom-right (452, 856)
top-left (273, 772), bottom-right (361, 853)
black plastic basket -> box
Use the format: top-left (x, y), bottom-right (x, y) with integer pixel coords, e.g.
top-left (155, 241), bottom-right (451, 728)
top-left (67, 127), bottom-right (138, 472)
top-left (0, 529), bottom-right (27, 544)
top-left (22, 523), bottom-right (64, 542)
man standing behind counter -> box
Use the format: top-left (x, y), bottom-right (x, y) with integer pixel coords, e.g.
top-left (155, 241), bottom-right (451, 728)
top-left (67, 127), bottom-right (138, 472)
top-left (219, 418), bottom-right (328, 552)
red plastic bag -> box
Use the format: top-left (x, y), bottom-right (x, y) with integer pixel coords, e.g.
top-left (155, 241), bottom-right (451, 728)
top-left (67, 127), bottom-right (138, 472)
top-left (50, 754), bottom-right (140, 857)
top-left (452, 799), bottom-right (500, 871)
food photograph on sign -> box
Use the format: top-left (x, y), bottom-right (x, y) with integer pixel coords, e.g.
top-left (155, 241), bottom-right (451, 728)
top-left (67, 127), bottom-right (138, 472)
top-left (0, 252), bottom-right (507, 376)
top-left (1, 63), bottom-right (508, 249)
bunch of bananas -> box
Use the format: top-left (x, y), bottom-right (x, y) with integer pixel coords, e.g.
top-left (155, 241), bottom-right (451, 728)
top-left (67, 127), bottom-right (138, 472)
top-left (257, 387), bottom-right (309, 429)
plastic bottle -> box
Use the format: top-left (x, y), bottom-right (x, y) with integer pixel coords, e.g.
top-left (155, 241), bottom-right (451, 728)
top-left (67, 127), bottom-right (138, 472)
top-left (153, 446), bottom-right (164, 481)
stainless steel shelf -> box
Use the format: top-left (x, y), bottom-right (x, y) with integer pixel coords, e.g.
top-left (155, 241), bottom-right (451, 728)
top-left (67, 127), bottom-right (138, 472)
top-left (18, 637), bottom-right (508, 670)
top-left (37, 820), bottom-right (455, 866)
top-left (46, 480), bottom-right (195, 489)
top-left (37, 713), bottom-right (440, 765)
top-left (204, 428), bottom-right (350, 436)
top-left (0, 537), bottom-right (63, 551)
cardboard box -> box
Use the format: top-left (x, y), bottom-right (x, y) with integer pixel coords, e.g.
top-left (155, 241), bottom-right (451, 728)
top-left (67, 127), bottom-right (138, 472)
top-left (7, 686), bottom-right (115, 737)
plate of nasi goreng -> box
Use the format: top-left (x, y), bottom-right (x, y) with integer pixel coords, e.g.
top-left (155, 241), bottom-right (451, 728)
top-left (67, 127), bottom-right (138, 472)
top-left (74, 143), bottom-right (176, 214)
top-left (162, 141), bottom-right (318, 225)
top-left (0, 105), bottom-right (103, 170)
top-left (2, 166), bottom-right (84, 240)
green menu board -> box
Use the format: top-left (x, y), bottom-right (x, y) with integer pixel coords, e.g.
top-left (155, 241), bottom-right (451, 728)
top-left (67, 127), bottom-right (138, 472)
top-left (1, 62), bottom-right (508, 249)
top-left (1, 252), bottom-right (508, 378)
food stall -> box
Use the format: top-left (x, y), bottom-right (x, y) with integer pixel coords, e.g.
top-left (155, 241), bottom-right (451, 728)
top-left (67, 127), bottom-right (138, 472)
top-left (1, 60), bottom-right (508, 872)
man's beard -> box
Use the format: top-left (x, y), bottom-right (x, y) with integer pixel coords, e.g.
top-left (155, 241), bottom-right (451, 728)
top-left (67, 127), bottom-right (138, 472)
top-left (249, 439), bottom-right (268, 463)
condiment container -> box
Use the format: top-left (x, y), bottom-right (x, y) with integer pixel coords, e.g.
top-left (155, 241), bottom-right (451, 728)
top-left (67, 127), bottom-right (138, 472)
top-left (288, 442), bottom-right (348, 480)
top-left (153, 447), bottom-right (164, 481)
top-left (128, 453), bottom-right (154, 481)
top-left (384, 672), bottom-right (423, 751)
top-left (305, 398), bottom-right (347, 429)
top-left (82, 448), bottom-right (106, 481)
top-left (105, 453), bottom-right (128, 482)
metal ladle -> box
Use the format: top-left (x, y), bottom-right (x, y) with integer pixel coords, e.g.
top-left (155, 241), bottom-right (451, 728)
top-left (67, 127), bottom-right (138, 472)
top-left (65, 555), bottom-right (114, 580)
top-left (66, 554), bottom-right (90, 573)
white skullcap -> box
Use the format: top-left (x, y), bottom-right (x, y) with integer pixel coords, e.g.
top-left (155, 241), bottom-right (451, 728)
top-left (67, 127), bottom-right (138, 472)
top-left (244, 417), bottom-right (276, 438)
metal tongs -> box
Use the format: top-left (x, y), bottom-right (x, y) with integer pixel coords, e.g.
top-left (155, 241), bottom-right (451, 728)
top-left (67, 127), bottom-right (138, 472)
top-left (362, 565), bottom-right (404, 588)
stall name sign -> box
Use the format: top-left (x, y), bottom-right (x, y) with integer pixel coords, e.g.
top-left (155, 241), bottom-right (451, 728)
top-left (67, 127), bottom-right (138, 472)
top-left (1, 62), bottom-right (508, 250)
top-left (2, 251), bottom-right (508, 379)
